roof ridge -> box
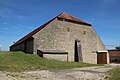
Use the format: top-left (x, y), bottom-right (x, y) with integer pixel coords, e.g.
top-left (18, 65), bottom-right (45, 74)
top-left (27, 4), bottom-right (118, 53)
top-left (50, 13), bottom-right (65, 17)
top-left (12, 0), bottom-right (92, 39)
top-left (58, 12), bottom-right (92, 26)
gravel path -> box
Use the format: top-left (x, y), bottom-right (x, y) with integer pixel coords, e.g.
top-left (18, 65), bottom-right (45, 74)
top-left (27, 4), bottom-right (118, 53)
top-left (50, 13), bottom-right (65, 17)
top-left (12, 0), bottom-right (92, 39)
top-left (0, 66), bottom-right (113, 80)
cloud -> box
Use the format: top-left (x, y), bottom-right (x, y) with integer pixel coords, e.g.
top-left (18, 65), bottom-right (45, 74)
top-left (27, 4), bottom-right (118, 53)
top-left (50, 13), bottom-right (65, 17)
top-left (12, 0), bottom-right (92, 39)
top-left (0, 6), bottom-right (28, 20)
top-left (102, 0), bottom-right (117, 3)
top-left (0, 6), bottom-right (13, 18)
top-left (99, 0), bottom-right (117, 6)
top-left (3, 22), bottom-right (9, 24)
top-left (103, 0), bottom-right (113, 2)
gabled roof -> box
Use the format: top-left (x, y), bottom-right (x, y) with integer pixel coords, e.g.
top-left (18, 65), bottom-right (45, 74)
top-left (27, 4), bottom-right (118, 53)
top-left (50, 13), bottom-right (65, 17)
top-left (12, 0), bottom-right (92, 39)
top-left (11, 12), bottom-right (92, 47)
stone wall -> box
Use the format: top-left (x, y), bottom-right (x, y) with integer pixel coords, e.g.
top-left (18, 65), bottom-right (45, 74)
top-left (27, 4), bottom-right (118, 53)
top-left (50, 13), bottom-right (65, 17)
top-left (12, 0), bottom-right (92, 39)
top-left (33, 18), bottom-right (107, 64)
top-left (43, 54), bottom-right (68, 61)
top-left (97, 36), bottom-right (107, 51)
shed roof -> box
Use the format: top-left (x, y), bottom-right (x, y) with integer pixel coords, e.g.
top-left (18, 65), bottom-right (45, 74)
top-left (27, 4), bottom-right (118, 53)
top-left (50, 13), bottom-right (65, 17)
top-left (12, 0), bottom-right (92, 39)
top-left (39, 50), bottom-right (68, 54)
top-left (109, 51), bottom-right (120, 56)
top-left (10, 12), bottom-right (92, 47)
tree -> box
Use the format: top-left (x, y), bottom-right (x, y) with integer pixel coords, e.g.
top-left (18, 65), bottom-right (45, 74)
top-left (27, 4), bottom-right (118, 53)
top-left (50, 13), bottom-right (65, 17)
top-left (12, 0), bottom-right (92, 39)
top-left (115, 46), bottom-right (120, 51)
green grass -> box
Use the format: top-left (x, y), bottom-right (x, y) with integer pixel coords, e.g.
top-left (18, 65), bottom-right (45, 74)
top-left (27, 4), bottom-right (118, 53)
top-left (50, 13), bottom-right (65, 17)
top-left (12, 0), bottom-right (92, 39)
top-left (109, 67), bottom-right (120, 80)
top-left (0, 51), bottom-right (100, 72)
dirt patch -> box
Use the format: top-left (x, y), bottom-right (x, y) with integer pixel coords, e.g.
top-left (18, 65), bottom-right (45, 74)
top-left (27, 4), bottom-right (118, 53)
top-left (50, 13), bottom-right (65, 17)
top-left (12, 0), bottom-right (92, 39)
top-left (0, 66), bottom-right (113, 80)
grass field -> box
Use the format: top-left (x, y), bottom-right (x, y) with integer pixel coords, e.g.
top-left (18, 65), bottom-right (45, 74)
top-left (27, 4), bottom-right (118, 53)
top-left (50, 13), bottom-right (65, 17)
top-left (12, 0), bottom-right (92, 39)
top-left (0, 51), bottom-right (100, 72)
top-left (109, 67), bottom-right (120, 80)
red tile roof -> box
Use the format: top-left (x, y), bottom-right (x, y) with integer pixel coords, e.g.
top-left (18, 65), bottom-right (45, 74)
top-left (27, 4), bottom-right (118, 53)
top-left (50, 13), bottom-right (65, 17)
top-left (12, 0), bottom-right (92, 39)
top-left (10, 12), bottom-right (92, 47)
top-left (11, 17), bottom-right (55, 47)
top-left (58, 12), bottom-right (91, 26)
top-left (109, 51), bottom-right (120, 56)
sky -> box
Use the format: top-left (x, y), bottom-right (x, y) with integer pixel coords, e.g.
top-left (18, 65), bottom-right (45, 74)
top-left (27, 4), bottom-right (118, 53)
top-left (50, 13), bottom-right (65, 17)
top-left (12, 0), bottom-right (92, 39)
top-left (0, 0), bottom-right (120, 51)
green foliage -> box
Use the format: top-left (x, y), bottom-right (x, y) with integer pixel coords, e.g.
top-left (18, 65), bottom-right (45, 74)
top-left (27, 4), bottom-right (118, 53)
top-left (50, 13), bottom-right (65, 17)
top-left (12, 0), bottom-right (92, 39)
top-left (115, 46), bottom-right (120, 51)
top-left (109, 67), bottom-right (120, 80)
top-left (0, 51), bottom-right (100, 72)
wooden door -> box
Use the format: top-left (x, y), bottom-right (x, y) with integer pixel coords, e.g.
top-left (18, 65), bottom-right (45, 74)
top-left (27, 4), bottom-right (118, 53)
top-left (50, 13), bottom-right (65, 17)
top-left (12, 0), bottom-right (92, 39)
top-left (97, 52), bottom-right (107, 64)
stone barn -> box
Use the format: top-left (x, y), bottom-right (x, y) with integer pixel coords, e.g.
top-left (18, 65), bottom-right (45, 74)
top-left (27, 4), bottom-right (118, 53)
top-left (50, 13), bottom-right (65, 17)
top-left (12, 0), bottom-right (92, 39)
top-left (10, 12), bottom-right (109, 64)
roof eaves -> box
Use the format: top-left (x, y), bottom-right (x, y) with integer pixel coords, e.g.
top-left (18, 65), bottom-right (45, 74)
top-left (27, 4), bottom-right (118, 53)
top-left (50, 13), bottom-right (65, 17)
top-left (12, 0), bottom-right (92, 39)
top-left (11, 17), bottom-right (57, 47)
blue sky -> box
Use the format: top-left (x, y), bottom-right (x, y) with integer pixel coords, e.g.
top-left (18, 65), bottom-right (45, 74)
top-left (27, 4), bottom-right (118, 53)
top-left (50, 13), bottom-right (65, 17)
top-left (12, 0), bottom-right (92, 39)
top-left (0, 0), bottom-right (120, 51)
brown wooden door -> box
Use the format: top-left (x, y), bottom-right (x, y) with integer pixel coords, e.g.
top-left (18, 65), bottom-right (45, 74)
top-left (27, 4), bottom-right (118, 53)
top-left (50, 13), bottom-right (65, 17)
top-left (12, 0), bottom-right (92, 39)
top-left (97, 52), bottom-right (107, 64)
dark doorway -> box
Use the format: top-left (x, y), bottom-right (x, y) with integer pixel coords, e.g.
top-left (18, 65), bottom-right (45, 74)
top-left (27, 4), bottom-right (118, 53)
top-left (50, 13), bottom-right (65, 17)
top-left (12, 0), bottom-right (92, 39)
top-left (24, 41), bottom-right (27, 53)
top-left (74, 40), bottom-right (79, 62)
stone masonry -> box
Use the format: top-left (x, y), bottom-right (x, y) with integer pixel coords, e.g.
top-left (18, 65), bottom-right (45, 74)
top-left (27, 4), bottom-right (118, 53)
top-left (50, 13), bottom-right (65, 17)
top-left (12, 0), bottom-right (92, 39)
top-left (10, 12), bottom-right (109, 64)
top-left (33, 18), bottom-right (107, 64)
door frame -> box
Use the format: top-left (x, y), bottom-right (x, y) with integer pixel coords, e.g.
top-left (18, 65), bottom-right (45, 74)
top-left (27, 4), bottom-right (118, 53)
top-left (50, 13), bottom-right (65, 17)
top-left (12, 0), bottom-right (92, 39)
top-left (97, 51), bottom-right (108, 64)
top-left (74, 40), bottom-right (82, 62)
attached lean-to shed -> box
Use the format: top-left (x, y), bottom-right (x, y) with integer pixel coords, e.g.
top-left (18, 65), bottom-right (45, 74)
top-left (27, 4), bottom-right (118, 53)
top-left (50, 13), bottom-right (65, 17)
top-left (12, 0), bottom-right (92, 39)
top-left (109, 50), bottom-right (120, 63)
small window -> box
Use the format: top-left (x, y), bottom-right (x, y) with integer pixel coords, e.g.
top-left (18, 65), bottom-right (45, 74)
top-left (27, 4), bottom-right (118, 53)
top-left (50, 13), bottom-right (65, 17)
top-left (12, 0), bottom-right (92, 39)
top-left (83, 29), bottom-right (86, 34)
top-left (67, 28), bottom-right (70, 32)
